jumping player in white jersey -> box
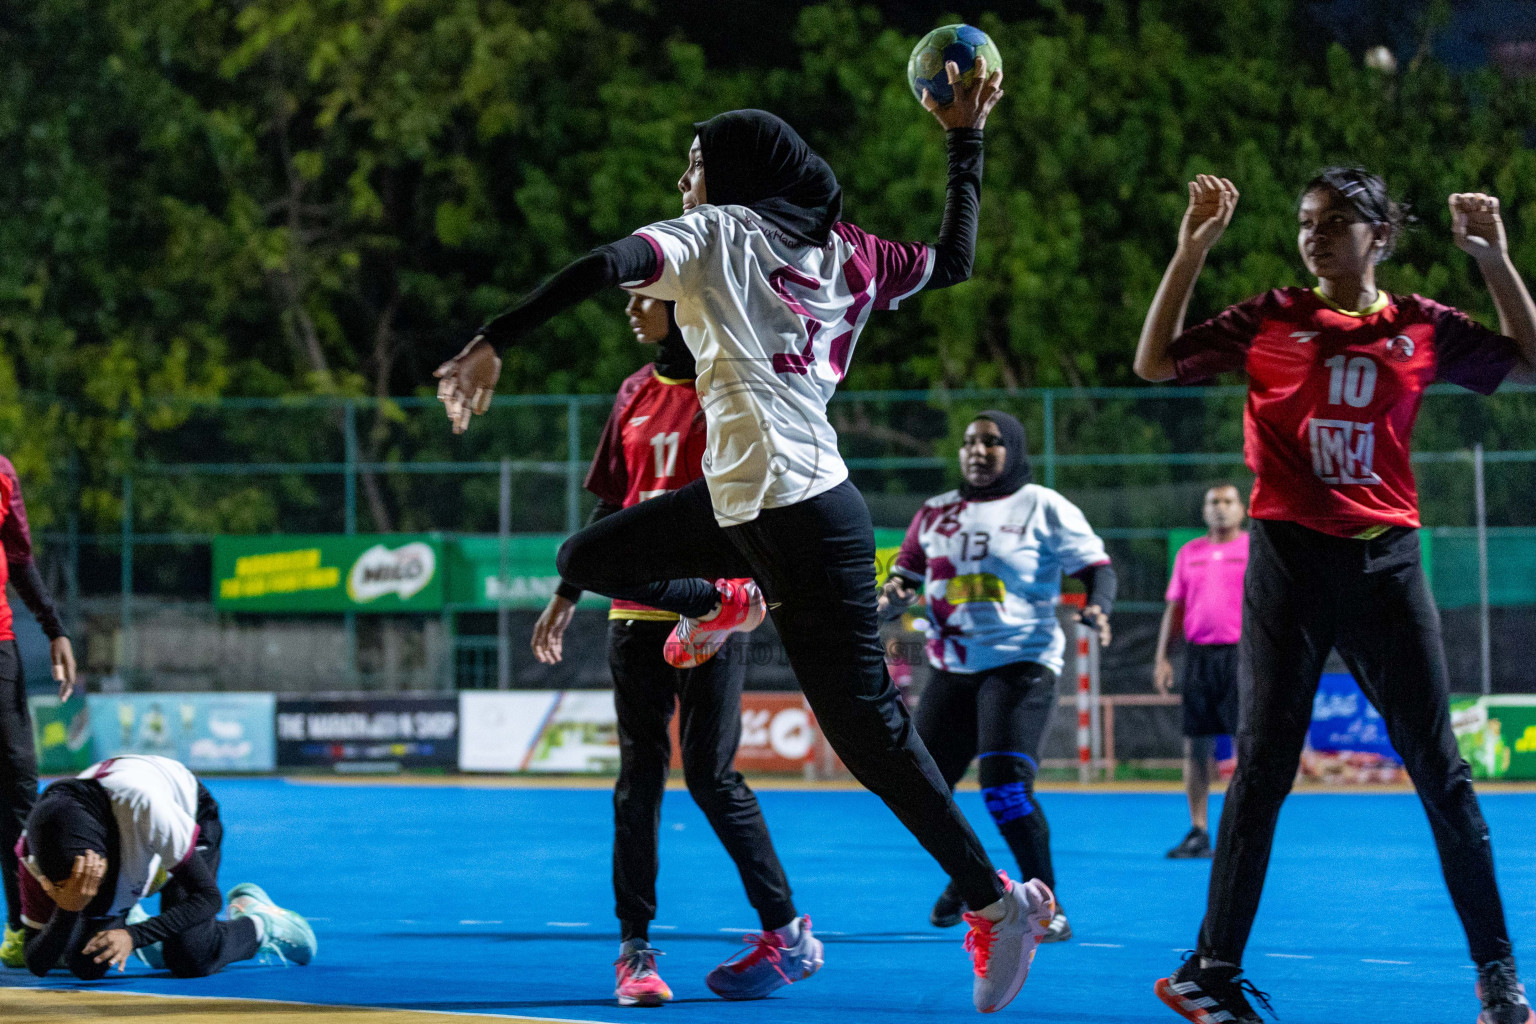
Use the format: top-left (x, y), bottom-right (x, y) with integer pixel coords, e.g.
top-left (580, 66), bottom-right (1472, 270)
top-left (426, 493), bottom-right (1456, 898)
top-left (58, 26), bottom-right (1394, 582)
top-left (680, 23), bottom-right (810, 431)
top-left (435, 66), bottom-right (1057, 1014)
top-left (879, 411), bottom-right (1115, 944)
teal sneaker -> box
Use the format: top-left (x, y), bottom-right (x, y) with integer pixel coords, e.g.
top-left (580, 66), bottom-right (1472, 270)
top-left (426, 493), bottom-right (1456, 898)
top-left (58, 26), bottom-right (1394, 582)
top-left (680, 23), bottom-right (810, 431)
top-left (705, 915), bottom-right (823, 1000)
top-left (1, 925), bottom-right (25, 968)
top-left (227, 883), bottom-right (317, 966)
top-left (124, 905), bottom-right (165, 969)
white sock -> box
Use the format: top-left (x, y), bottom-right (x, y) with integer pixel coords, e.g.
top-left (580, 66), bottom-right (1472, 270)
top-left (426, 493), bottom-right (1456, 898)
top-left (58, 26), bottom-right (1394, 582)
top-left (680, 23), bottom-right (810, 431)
top-left (249, 914), bottom-right (267, 943)
top-left (771, 918), bottom-right (802, 946)
top-left (698, 601), bottom-right (723, 622)
top-left (975, 894), bottom-right (1009, 922)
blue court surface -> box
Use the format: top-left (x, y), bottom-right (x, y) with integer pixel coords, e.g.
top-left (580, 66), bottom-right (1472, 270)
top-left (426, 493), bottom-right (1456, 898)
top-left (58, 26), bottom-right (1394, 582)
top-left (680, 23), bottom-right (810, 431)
top-left (3, 779), bottom-right (1533, 1023)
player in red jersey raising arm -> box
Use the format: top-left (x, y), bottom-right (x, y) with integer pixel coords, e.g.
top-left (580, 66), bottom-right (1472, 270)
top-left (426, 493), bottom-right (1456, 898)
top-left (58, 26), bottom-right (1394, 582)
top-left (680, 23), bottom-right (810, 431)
top-left (1135, 170), bottom-right (1536, 1024)
top-left (531, 295), bottom-right (808, 1006)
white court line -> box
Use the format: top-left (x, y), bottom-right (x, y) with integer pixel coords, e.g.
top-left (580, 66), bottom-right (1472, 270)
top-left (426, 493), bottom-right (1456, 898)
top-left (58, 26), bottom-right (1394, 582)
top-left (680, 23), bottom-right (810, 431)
top-left (547, 922), bottom-right (589, 927)
top-left (460, 920), bottom-right (504, 925)
top-left (1362, 959), bottom-right (1412, 964)
top-left (653, 924), bottom-right (677, 930)
top-left (1079, 942), bottom-right (1123, 948)
top-left (1264, 953), bottom-right (1314, 959)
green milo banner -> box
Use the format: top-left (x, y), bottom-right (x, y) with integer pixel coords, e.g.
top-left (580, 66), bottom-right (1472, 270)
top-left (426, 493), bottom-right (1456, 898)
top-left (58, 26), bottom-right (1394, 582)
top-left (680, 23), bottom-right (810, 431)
top-left (1451, 696), bottom-right (1536, 780)
top-left (214, 534), bottom-right (445, 613)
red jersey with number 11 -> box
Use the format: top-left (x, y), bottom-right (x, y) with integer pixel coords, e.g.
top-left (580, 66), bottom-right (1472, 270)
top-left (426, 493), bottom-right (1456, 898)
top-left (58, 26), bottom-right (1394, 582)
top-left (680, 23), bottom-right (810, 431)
top-left (1170, 287), bottom-right (1517, 537)
top-left (585, 366), bottom-right (707, 618)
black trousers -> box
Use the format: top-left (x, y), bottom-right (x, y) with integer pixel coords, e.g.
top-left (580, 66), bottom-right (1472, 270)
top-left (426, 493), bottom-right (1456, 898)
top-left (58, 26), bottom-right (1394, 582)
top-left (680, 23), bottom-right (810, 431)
top-left (559, 478), bottom-right (1003, 911)
top-left (1199, 518), bottom-right (1512, 967)
top-left (64, 785), bottom-right (260, 979)
top-left (915, 661), bottom-right (1059, 895)
top-left (0, 641), bottom-right (36, 932)
top-left (611, 620), bottom-right (795, 936)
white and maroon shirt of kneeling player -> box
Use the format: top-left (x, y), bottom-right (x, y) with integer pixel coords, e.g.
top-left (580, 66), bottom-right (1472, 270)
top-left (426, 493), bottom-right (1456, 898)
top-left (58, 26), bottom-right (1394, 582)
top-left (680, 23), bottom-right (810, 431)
top-left (892, 485), bottom-right (1109, 675)
top-left (1170, 287), bottom-right (1518, 537)
top-left (17, 755), bottom-right (201, 927)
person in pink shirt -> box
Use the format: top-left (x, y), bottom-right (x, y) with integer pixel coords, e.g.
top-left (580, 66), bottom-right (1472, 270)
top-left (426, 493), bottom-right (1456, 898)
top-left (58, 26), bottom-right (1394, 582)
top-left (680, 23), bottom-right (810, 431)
top-left (1154, 483), bottom-right (1248, 858)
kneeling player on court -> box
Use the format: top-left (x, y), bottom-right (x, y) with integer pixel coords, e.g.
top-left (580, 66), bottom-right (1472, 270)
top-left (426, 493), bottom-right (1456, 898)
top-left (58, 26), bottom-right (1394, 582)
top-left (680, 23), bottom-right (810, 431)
top-left (16, 753), bottom-right (315, 978)
top-left (879, 411), bottom-right (1115, 945)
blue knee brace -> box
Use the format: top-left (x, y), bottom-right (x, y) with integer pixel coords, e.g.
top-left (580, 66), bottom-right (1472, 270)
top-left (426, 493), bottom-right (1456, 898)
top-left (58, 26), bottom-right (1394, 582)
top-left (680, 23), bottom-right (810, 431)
top-left (979, 752), bottom-right (1037, 826)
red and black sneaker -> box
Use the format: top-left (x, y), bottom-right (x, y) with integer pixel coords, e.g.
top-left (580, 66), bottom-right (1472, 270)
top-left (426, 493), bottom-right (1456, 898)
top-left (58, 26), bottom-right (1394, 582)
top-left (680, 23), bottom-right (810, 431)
top-left (1155, 952), bottom-right (1273, 1024)
top-left (1478, 957), bottom-right (1536, 1024)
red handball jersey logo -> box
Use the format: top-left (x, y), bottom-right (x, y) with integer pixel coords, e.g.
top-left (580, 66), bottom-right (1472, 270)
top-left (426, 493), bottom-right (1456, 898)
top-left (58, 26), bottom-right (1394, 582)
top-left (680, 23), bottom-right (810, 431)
top-left (1384, 334), bottom-right (1415, 362)
top-left (1308, 418), bottom-right (1382, 485)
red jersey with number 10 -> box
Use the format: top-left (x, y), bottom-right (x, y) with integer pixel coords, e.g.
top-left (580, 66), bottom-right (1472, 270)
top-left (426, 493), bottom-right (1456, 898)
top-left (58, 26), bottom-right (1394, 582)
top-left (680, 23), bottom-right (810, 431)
top-left (585, 366), bottom-right (707, 618)
top-left (1171, 287), bottom-right (1517, 537)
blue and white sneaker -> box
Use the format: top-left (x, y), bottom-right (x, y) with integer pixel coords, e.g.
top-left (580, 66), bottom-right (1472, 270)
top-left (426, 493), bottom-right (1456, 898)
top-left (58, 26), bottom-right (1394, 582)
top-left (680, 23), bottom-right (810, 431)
top-left (227, 883), bottom-right (317, 966)
top-left (124, 905), bottom-right (165, 969)
top-left (705, 915), bottom-right (823, 1000)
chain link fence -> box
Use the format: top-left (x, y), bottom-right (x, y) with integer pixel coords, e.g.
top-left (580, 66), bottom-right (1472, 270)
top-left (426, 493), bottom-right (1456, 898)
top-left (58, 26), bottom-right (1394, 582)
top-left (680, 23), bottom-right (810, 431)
top-left (16, 384), bottom-right (1535, 701)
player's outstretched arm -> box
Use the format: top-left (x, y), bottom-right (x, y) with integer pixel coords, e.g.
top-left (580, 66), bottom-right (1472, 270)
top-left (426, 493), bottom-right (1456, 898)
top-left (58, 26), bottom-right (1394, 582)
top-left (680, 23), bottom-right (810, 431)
top-left (1452, 192), bottom-right (1536, 383)
top-left (916, 58), bottom-right (1003, 291)
top-left (435, 237), bottom-right (661, 433)
top-left (1134, 175), bottom-right (1239, 381)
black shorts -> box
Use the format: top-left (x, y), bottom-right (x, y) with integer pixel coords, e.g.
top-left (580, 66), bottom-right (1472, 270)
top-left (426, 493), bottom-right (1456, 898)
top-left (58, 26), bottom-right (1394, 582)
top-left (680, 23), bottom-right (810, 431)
top-left (1181, 642), bottom-right (1238, 737)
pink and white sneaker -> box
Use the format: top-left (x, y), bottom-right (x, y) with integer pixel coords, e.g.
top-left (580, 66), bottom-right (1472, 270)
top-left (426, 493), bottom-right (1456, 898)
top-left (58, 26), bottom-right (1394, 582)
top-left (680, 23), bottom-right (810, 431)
top-left (963, 873), bottom-right (1055, 1013)
top-left (615, 942), bottom-right (672, 1007)
top-left (664, 578), bottom-right (766, 669)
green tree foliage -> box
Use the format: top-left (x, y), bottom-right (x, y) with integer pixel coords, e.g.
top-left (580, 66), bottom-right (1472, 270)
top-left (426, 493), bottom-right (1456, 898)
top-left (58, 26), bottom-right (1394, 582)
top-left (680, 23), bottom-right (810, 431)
top-left (2, 0), bottom-right (1535, 534)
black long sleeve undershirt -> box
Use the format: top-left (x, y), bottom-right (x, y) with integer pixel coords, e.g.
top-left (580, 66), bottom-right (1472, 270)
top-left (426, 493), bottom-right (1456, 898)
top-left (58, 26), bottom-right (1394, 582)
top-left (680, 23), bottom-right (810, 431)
top-left (25, 906), bottom-right (77, 975)
top-left (554, 500), bottom-right (623, 603)
top-left (13, 559), bottom-right (66, 640)
top-left (476, 129), bottom-right (984, 354)
top-left (926, 128), bottom-right (984, 290)
top-left (1070, 562), bottom-right (1118, 619)
top-left (124, 852), bottom-right (222, 948)
top-left (480, 240), bottom-right (657, 353)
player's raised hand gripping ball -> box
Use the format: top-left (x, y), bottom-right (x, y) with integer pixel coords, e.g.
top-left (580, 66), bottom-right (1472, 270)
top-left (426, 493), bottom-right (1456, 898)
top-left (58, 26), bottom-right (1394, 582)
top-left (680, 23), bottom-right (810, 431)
top-left (908, 24), bottom-right (1002, 107)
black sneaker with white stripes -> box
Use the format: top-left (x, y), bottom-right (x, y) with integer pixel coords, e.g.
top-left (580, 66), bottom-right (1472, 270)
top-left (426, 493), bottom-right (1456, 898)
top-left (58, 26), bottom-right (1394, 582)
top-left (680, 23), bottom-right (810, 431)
top-left (1155, 952), bottom-right (1274, 1024)
top-left (1478, 956), bottom-right (1536, 1024)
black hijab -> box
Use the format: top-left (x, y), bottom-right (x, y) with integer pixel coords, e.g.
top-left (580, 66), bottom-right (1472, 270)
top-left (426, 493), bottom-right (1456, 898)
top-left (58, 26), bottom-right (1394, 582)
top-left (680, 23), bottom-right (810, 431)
top-left (26, 778), bottom-right (120, 915)
top-left (960, 410), bottom-right (1033, 501)
top-left (652, 302), bottom-right (696, 380)
top-left (693, 110), bottom-right (842, 248)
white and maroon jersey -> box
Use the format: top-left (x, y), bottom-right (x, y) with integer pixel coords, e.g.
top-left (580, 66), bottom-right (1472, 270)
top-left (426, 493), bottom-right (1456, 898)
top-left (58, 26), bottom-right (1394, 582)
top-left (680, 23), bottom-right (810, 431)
top-left (630, 206), bottom-right (933, 524)
top-left (1171, 287), bottom-right (1518, 537)
top-left (892, 484), bottom-right (1110, 674)
top-left (586, 364), bottom-right (707, 620)
top-left (17, 755), bottom-right (200, 927)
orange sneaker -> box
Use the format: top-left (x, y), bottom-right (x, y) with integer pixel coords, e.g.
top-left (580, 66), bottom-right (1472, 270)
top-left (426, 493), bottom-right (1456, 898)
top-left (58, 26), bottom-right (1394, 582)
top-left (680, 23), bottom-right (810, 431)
top-left (663, 578), bottom-right (766, 669)
top-left (615, 942), bottom-right (672, 1007)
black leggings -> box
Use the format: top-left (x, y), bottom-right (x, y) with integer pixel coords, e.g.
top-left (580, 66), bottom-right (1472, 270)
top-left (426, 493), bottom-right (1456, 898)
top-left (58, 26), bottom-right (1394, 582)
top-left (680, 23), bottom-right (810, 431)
top-left (0, 641), bottom-right (34, 932)
top-left (611, 621), bottom-right (795, 938)
top-left (559, 478), bottom-right (1004, 911)
top-left (63, 787), bottom-right (260, 979)
top-left (1199, 519), bottom-right (1511, 967)
top-left (915, 662), bottom-right (1058, 896)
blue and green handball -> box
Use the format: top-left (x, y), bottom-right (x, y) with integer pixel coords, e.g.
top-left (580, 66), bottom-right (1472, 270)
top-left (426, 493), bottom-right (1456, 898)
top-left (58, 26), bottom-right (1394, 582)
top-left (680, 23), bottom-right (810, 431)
top-left (907, 24), bottom-right (1002, 106)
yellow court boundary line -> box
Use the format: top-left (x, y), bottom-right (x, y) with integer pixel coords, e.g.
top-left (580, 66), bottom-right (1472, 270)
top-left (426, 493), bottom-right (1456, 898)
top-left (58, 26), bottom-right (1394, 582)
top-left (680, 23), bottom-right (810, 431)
top-left (2, 986), bottom-right (613, 1024)
top-left (277, 774), bottom-right (1536, 795)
